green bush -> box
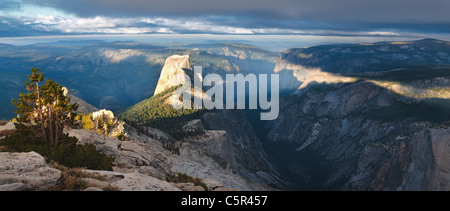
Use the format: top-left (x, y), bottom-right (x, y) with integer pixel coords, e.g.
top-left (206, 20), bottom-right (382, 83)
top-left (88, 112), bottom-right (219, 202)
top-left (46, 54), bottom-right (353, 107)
top-left (81, 113), bottom-right (94, 130)
top-left (0, 123), bottom-right (114, 171)
top-left (78, 113), bottom-right (127, 140)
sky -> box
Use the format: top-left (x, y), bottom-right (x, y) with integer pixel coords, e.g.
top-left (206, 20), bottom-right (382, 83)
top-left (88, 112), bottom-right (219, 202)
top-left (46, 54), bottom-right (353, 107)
top-left (0, 0), bottom-right (450, 47)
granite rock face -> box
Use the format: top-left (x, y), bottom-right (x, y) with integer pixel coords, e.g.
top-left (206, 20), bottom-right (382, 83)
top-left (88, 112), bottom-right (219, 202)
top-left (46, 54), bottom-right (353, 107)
top-left (0, 125), bottom-right (260, 191)
top-left (84, 170), bottom-right (181, 191)
top-left (267, 76), bottom-right (450, 190)
top-left (266, 41), bottom-right (450, 190)
top-left (68, 122), bottom-right (279, 191)
top-left (201, 109), bottom-right (283, 188)
top-left (111, 172), bottom-right (181, 191)
top-left (0, 152), bottom-right (61, 191)
top-left (131, 54), bottom-right (284, 190)
top-left (154, 55), bottom-right (191, 96)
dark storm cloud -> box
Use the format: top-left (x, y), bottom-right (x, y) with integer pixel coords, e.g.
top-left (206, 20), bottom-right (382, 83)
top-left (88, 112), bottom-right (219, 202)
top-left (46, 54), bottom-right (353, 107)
top-left (0, 17), bottom-right (62, 37)
top-left (0, 0), bottom-right (21, 11)
top-left (22, 0), bottom-right (450, 23)
top-left (2, 0), bottom-right (450, 36)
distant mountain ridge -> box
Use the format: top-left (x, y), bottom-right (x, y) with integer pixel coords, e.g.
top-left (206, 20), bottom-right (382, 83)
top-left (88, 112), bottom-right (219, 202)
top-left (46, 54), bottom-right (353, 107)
top-left (0, 41), bottom-right (278, 120)
top-left (275, 38), bottom-right (450, 91)
top-left (278, 38), bottom-right (450, 73)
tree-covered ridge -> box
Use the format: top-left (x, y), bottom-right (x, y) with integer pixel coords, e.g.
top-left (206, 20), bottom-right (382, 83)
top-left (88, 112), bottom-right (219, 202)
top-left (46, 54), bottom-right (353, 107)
top-left (118, 86), bottom-right (205, 137)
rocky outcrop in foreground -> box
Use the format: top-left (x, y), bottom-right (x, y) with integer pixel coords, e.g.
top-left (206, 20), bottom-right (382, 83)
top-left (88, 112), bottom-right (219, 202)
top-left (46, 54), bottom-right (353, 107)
top-left (83, 170), bottom-right (181, 191)
top-left (0, 121), bottom-right (252, 191)
top-left (68, 119), bottom-right (275, 191)
top-left (0, 152), bottom-right (61, 191)
top-left (0, 151), bottom-right (184, 191)
top-left (0, 149), bottom-right (236, 191)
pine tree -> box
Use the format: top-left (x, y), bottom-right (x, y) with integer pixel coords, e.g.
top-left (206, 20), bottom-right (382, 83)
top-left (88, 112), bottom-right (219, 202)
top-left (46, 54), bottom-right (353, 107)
top-left (11, 68), bottom-right (78, 145)
top-left (12, 68), bottom-right (45, 139)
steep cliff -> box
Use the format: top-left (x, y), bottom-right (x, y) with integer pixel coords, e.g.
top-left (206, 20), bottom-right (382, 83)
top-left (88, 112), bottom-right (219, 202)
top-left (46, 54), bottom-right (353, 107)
top-left (200, 109), bottom-right (282, 188)
top-left (118, 54), bottom-right (284, 189)
top-left (154, 55), bottom-right (191, 96)
top-left (267, 78), bottom-right (449, 190)
top-left (265, 39), bottom-right (450, 190)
